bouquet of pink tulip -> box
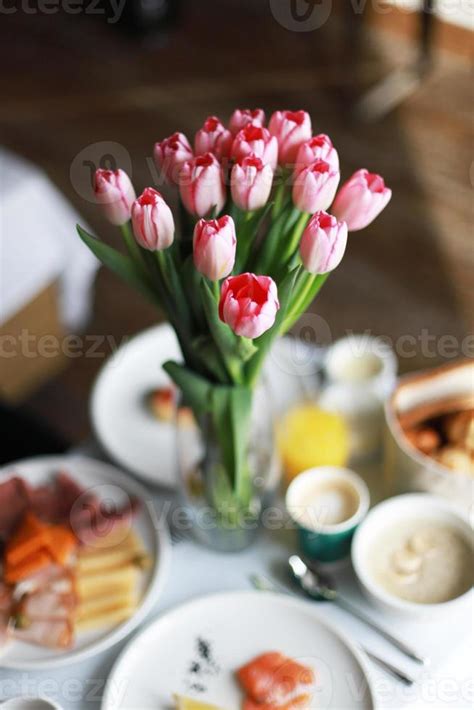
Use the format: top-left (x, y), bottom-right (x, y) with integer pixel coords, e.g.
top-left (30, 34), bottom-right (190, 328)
top-left (77, 108), bottom-right (391, 543)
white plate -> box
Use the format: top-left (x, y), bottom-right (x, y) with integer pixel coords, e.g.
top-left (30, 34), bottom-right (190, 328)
top-left (0, 455), bottom-right (171, 670)
top-left (102, 591), bottom-right (375, 710)
top-left (91, 324), bottom-right (322, 488)
top-left (91, 325), bottom-right (182, 489)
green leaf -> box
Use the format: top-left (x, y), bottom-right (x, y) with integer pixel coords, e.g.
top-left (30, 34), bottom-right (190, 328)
top-left (228, 386), bottom-right (253, 498)
top-left (76, 224), bottom-right (159, 306)
top-left (199, 279), bottom-right (244, 383)
top-left (245, 266), bottom-right (300, 385)
top-left (162, 361), bottom-right (213, 417)
top-left (190, 335), bottom-right (232, 383)
top-left (157, 249), bottom-right (191, 331)
top-left (235, 202), bottom-right (274, 273)
top-left (200, 280), bottom-right (237, 354)
top-left (182, 255), bottom-right (206, 331)
top-left (281, 272), bottom-right (330, 333)
top-left (210, 385), bottom-right (252, 493)
top-left (251, 204), bottom-right (292, 275)
top-left (237, 337), bottom-right (258, 363)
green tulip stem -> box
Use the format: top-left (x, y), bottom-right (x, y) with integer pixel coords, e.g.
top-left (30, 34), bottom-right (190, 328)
top-left (280, 211), bottom-right (309, 264)
top-left (120, 222), bottom-right (142, 266)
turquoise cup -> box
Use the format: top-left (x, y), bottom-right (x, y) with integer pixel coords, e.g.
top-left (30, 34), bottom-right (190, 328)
top-left (286, 467), bottom-right (370, 563)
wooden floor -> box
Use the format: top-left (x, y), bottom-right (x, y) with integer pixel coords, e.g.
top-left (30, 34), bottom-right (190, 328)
top-left (1, 2), bottom-right (472, 443)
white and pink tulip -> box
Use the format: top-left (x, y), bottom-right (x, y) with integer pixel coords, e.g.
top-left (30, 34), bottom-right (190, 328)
top-left (296, 134), bottom-right (339, 173)
top-left (228, 108), bottom-right (266, 136)
top-left (231, 124), bottom-right (278, 171)
top-left (219, 273), bottom-right (280, 339)
top-left (194, 116), bottom-right (233, 160)
top-left (331, 169), bottom-right (392, 231)
top-left (179, 153), bottom-right (226, 217)
top-left (94, 169), bottom-right (136, 226)
top-left (153, 132), bottom-right (193, 185)
top-left (231, 155), bottom-right (273, 212)
top-left (131, 187), bottom-right (175, 251)
top-left (300, 210), bottom-right (347, 274)
top-left (292, 159), bottom-right (340, 214)
top-left (268, 110), bottom-right (312, 166)
top-left (193, 215), bottom-right (237, 281)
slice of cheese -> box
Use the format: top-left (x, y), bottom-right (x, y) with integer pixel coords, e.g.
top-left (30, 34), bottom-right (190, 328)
top-left (173, 694), bottom-right (226, 710)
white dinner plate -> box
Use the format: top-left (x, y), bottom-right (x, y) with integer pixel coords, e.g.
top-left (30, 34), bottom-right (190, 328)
top-left (102, 590), bottom-right (375, 709)
top-left (0, 455), bottom-right (171, 670)
top-left (91, 324), bottom-right (322, 488)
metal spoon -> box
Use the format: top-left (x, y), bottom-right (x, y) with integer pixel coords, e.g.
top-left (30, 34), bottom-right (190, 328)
top-left (250, 574), bottom-right (416, 686)
top-left (289, 555), bottom-right (427, 665)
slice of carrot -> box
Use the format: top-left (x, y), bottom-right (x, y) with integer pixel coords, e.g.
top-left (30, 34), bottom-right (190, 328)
top-left (5, 512), bottom-right (48, 568)
top-left (45, 526), bottom-right (77, 565)
top-left (5, 548), bottom-right (52, 584)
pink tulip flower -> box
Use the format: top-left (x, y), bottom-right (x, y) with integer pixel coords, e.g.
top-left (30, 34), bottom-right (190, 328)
top-left (219, 273), bottom-right (280, 339)
top-left (268, 110), bottom-right (312, 166)
top-left (296, 134), bottom-right (339, 172)
top-left (292, 159), bottom-right (340, 214)
top-left (131, 188), bottom-right (175, 251)
top-left (153, 132), bottom-right (193, 184)
top-left (179, 153), bottom-right (226, 217)
top-left (94, 169), bottom-right (136, 226)
top-left (300, 211), bottom-right (347, 274)
top-left (194, 116), bottom-right (233, 160)
top-left (193, 215), bottom-right (236, 281)
top-left (331, 169), bottom-right (392, 231)
top-left (231, 155), bottom-right (274, 211)
top-left (231, 124), bottom-right (278, 171)
top-left (228, 108), bottom-right (266, 136)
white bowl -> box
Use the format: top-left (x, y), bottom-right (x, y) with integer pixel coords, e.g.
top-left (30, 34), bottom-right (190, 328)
top-left (384, 360), bottom-right (474, 514)
top-left (352, 493), bottom-right (473, 617)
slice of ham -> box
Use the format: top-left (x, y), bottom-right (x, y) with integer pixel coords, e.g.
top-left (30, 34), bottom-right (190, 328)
top-left (0, 582), bottom-right (12, 613)
top-left (243, 694), bottom-right (312, 710)
top-left (237, 653), bottom-right (315, 705)
top-left (18, 590), bottom-right (76, 620)
top-left (1, 471), bottom-right (140, 548)
top-left (14, 565), bottom-right (76, 598)
top-left (13, 618), bottom-right (73, 649)
top-left (27, 470), bottom-right (100, 526)
top-left (0, 477), bottom-right (31, 539)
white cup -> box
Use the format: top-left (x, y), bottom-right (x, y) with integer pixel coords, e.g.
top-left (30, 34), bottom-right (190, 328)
top-left (324, 334), bottom-right (397, 400)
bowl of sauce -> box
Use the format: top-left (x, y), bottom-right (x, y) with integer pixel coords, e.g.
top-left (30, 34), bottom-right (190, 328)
top-left (352, 494), bottom-right (474, 616)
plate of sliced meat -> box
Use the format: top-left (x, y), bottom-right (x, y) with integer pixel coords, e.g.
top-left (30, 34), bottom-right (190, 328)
top-left (0, 455), bottom-right (170, 669)
top-left (102, 591), bottom-right (375, 710)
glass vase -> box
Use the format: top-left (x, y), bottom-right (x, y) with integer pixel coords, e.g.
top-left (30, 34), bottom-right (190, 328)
top-left (175, 379), bottom-right (280, 552)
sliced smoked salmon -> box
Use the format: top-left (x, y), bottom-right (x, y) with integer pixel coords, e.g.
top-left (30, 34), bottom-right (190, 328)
top-left (242, 693), bottom-right (312, 710)
top-left (236, 652), bottom-right (315, 705)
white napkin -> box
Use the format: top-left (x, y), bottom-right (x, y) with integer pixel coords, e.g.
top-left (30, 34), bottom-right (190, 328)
top-left (0, 148), bottom-right (98, 330)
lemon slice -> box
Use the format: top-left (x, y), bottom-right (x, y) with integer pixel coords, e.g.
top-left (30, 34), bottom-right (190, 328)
top-left (278, 404), bottom-right (349, 483)
top-left (173, 694), bottom-right (225, 710)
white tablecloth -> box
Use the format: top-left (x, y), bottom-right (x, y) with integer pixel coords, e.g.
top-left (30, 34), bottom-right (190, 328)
top-left (0, 443), bottom-right (472, 709)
